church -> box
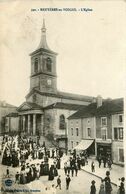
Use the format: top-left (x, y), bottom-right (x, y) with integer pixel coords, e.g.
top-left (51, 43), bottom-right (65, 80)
top-left (6, 20), bottom-right (95, 151)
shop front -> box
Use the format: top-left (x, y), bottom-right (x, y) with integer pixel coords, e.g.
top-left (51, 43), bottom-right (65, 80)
top-left (97, 142), bottom-right (112, 159)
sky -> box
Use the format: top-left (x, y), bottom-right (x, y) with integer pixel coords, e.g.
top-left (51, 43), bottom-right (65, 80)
top-left (0, 0), bottom-right (126, 106)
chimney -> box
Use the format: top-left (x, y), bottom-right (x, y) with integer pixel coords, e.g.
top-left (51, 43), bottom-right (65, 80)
top-left (97, 95), bottom-right (102, 108)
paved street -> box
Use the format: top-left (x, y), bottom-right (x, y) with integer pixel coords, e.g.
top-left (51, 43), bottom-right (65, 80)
top-left (37, 168), bottom-right (117, 194)
top-left (81, 158), bottom-right (124, 185)
top-left (0, 156), bottom-right (118, 194)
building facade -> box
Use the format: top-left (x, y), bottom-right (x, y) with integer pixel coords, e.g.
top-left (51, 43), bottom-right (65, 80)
top-left (112, 113), bottom-right (124, 165)
top-left (95, 98), bottom-right (124, 164)
top-left (68, 97), bottom-right (124, 164)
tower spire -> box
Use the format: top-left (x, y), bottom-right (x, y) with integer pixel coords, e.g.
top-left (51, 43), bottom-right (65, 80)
top-left (42, 18), bottom-right (46, 30)
top-left (37, 19), bottom-right (50, 50)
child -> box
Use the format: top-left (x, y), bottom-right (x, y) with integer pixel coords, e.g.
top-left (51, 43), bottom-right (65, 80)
top-left (56, 175), bottom-right (61, 190)
top-left (6, 167), bottom-right (9, 178)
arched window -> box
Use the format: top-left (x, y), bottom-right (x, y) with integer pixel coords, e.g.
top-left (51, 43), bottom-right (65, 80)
top-left (34, 58), bottom-right (38, 73)
top-left (59, 115), bottom-right (66, 129)
top-left (46, 57), bottom-right (52, 72)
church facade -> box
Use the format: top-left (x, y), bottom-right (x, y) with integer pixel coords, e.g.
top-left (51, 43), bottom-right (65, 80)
top-left (10, 20), bottom-right (95, 151)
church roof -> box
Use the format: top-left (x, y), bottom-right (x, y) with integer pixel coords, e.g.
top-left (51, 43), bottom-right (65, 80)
top-left (17, 102), bottom-right (43, 112)
top-left (26, 88), bottom-right (95, 103)
top-left (57, 91), bottom-right (94, 102)
top-left (26, 102), bottom-right (43, 109)
top-left (68, 98), bottom-right (123, 119)
top-left (6, 112), bottom-right (18, 117)
top-left (44, 102), bottom-right (87, 110)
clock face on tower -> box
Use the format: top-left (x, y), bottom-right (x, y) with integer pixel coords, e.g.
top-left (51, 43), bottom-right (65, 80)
top-left (47, 79), bottom-right (52, 86)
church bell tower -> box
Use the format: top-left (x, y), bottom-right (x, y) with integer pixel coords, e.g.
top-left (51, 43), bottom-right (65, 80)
top-left (29, 19), bottom-right (58, 94)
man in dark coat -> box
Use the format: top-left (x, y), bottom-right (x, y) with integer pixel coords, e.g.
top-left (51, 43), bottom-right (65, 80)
top-left (71, 164), bottom-right (75, 177)
top-left (40, 162), bottom-right (44, 176)
top-left (98, 155), bottom-right (102, 168)
top-left (66, 174), bottom-right (71, 190)
top-left (56, 158), bottom-right (61, 169)
top-left (64, 162), bottom-right (67, 175)
top-left (77, 156), bottom-right (81, 170)
top-left (75, 162), bottom-right (78, 176)
top-left (103, 157), bottom-right (107, 168)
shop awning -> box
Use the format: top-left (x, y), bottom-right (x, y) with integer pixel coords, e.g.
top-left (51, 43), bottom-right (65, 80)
top-left (74, 139), bottom-right (94, 150)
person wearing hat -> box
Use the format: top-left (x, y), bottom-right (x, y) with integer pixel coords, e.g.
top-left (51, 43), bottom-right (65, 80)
top-left (119, 177), bottom-right (125, 194)
top-left (90, 180), bottom-right (96, 194)
top-left (104, 171), bottom-right (112, 194)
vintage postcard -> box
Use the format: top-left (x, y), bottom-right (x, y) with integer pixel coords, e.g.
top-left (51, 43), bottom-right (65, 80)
top-left (0, 1), bottom-right (125, 194)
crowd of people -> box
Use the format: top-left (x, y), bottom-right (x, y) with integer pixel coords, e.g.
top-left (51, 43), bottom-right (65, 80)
top-left (0, 135), bottom-right (125, 194)
top-left (1, 135), bottom-right (63, 167)
top-left (97, 154), bottom-right (113, 170)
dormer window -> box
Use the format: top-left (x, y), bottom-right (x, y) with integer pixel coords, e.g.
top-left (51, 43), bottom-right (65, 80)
top-left (34, 58), bottom-right (39, 73)
top-left (46, 57), bottom-right (52, 72)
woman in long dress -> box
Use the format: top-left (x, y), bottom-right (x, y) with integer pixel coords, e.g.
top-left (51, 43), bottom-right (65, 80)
top-left (48, 165), bottom-right (54, 181)
top-left (99, 179), bottom-right (105, 194)
top-left (104, 171), bottom-right (112, 194)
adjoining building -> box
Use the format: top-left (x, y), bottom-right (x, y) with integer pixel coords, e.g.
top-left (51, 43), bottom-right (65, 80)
top-left (95, 97), bottom-right (124, 165)
top-left (4, 112), bottom-right (19, 135)
top-left (4, 20), bottom-right (95, 152)
top-left (0, 101), bottom-right (17, 135)
top-left (68, 97), bottom-right (124, 165)
top-left (68, 102), bottom-right (97, 156)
